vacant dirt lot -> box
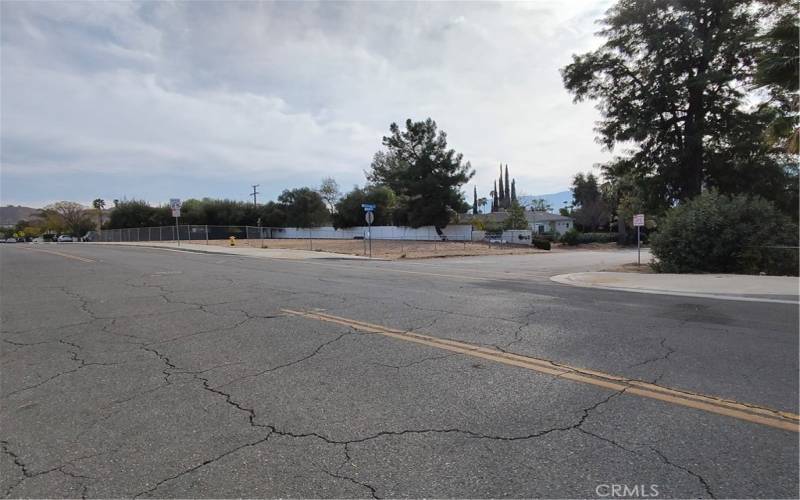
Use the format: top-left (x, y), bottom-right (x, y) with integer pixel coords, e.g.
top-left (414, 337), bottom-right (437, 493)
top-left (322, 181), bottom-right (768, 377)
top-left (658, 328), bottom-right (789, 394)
top-left (188, 238), bottom-right (550, 259)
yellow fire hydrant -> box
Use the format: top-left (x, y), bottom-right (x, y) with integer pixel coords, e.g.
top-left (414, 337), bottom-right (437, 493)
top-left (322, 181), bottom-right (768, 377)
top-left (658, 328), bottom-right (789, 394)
top-left (229, 236), bottom-right (236, 246)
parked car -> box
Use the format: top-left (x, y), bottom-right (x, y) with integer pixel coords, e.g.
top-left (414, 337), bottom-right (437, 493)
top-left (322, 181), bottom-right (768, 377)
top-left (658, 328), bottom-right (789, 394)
top-left (57, 235), bottom-right (74, 242)
top-left (82, 231), bottom-right (98, 242)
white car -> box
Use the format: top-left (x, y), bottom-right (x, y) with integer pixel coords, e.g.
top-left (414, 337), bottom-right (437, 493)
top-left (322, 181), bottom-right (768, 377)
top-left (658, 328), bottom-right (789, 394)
top-left (57, 235), bottom-right (74, 242)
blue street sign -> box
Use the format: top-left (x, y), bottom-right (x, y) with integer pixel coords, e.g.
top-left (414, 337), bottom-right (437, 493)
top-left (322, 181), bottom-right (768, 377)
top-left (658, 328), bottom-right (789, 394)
top-left (361, 203), bottom-right (376, 211)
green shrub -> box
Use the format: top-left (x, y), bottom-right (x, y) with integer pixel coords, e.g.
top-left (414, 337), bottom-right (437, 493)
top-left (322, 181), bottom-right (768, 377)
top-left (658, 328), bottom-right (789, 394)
top-left (532, 238), bottom-right (551, 250)
top-left (536, 232), bottom-right (556, 242)
top-left (560, 228), bottom-right (580, 245)
top-left (650, 190), bottom-right (798, 275)
top-left (577, 232), bottom-right (618, 244)
top-left (559, 229), bottom-right (616, 245)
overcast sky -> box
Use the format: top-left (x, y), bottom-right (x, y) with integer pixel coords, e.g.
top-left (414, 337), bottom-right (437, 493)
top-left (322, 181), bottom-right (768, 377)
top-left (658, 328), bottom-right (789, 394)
top-left (1, 0), bottom-right (611, 208)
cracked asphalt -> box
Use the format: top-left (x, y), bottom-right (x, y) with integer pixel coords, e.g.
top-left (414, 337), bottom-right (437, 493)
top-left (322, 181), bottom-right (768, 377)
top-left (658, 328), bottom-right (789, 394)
top-left (1, 244), bottom-right (797, 499)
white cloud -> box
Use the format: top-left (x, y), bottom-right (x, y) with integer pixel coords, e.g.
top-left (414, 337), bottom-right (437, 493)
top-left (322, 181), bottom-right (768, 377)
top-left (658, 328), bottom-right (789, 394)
top-left (1, 0), bottom-right (612, 206)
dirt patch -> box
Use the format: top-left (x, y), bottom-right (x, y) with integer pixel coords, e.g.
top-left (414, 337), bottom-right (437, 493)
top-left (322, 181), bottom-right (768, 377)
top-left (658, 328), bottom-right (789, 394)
top-left (188, 238), bottom-right (550, 260)
top-left (601, 262), bottom-right (655, 273)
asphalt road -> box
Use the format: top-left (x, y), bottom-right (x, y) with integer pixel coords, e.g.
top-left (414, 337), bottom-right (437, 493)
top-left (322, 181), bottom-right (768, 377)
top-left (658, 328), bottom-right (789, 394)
top-left (1, 244), bottom-right (797, 499)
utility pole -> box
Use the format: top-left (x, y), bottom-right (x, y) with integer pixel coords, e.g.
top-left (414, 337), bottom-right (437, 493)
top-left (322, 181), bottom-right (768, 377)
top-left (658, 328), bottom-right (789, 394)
top-left (251, 184), bottom-right (260, 206)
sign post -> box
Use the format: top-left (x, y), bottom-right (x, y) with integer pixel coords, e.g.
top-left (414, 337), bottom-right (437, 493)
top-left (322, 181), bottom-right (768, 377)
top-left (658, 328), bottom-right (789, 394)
top-left (170, 198), bottom-right (182, 246)
top-left (362, 203), bottom-right (376, 258)
top-left (633, 213), bottom-right (645, 265)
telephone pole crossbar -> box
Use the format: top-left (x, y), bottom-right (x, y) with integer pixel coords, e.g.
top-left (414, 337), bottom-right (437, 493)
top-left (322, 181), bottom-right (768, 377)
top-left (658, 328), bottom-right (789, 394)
top-left (251, 184), bottom-right (260, 206)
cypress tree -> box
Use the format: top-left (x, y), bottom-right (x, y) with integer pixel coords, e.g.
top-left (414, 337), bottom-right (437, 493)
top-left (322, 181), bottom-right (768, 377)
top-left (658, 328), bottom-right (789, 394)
top-left (473, 186), bottom-right (478, 215)
top-left (498, 164), bottom-right (505, 205)
top-left (504, 165), bottom-right (510, 208)
top-left (492, 180), bottom-right (498, 212)
top-left (511, 179), bottom-right (516, 203)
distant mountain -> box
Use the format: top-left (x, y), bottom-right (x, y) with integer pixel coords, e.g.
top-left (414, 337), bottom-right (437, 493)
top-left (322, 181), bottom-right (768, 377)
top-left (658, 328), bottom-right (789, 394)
top-left (476, 190), bottom-right (572, 213)
top-left (0, 205), bottom-right (39, 225)
top-left (517, 191), bottom-right (573, 211)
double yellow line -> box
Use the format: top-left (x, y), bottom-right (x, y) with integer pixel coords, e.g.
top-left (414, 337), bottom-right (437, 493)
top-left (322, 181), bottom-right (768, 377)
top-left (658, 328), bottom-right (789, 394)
top-left (282, 308), bottom-right (799, 433)
top-left (26, 247), bottom-right (96, 263)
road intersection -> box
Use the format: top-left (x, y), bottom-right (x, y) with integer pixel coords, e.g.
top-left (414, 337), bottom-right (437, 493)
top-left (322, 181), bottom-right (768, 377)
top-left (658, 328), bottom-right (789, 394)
top-left (1, 244), bottom-right (797, 498)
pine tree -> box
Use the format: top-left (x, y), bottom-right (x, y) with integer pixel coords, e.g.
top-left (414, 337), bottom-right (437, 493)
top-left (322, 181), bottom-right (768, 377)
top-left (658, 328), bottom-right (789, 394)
top-left (368, 118), bottom-right (474, 228)
top-left (560, 0), bottom-right (795, 209)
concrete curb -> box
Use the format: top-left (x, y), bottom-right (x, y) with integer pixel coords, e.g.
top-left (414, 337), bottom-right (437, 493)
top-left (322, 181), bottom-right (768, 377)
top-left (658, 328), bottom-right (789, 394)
top-left (550, 272), bottom-right (799, 304)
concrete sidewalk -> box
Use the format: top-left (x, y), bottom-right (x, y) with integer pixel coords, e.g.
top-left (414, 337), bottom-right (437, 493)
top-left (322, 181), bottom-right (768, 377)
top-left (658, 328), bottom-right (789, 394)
top-left (551, 271), bottom-right (799, 303)
top-left (91, 241), bottom-right (371, 260)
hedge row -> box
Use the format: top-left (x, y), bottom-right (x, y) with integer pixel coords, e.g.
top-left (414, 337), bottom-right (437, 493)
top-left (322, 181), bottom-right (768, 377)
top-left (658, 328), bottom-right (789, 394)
top-left (560, 229), bottom-right (618, 245)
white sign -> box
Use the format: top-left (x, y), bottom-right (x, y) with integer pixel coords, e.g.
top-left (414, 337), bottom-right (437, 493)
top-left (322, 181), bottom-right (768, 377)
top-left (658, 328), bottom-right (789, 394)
top-left (365, 211), bottom-right (375, 225)
top-left (633, 214), bottom-right (645, 227)
top-left (170, 198), bottom-right (181, 218)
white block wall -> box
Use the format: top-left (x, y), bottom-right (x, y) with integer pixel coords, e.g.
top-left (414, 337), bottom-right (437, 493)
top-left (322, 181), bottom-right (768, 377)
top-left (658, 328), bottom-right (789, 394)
top-left (269, 225), bottom-right (473, 241)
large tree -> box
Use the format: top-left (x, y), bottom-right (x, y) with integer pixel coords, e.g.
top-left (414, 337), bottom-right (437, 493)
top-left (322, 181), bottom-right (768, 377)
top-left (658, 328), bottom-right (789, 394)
top-left (332, 185), bottom-right (396, 229)
top-left (754, 0), bottom-right (799, 154)
top-left (318, 177), bottom-right (341, 213)
top-left (571, 173), bottom-right (610, 231)
top-left (42, 201), bottom-right (95, 236)
top-left (277, 188), bottom-right (329, 228)
top-left (367, 118), bottom-right (474, 228)
top-left (561, 0), bottom-right (794, 213)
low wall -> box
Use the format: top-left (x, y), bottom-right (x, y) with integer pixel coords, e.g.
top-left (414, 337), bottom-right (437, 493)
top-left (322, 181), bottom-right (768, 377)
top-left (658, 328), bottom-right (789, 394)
top-left (501, 230), bottom-right (532, 245)
top-left (97, 224), bottom-right (474, 242)
top-left (270, 225), bottom-right (473, 241)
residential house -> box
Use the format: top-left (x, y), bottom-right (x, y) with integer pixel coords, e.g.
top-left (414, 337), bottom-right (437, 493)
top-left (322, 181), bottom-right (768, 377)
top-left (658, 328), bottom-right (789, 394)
top-left (525, 211), bottom-right (573, 235)
top-left (457, 210), bottom-right (574, 236)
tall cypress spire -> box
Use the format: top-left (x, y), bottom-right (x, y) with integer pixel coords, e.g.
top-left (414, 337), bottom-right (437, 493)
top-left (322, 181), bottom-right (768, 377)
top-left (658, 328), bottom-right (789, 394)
top-left (492, 180), bottom-right (498, 212)
top-left (498, 163), bottom-right (505, 205)
top-left (504, 165), bottom-right (510, 208)
top-left (511, 179), bottom-right (516, 203)
top-left (473, 186), bottom-right (478, 215)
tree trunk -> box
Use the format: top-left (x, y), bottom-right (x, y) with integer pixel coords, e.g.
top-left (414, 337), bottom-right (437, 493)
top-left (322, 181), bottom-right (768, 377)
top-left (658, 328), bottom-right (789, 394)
top-left (683, 85), bottom-right (705, 199)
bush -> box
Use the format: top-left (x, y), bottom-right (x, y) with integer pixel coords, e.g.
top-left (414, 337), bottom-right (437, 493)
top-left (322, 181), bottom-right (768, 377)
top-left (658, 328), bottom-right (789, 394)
top-left (560, 228), bottom-right (580, 245)
top-left (650, 190), bottom-right (798, 275)
top-left (536, 232), bottom-right (556, 242)
top-left (577, 232), bottom-right (618, 244)
top-left (559, 229), bottom-right (616, 245)
top-left (532, 238), bottom-right (551, 250)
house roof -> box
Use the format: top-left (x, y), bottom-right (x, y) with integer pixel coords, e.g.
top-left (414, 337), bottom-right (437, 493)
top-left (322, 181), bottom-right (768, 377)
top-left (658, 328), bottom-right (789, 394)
top-left (525, 211), bottom-right (573, 222)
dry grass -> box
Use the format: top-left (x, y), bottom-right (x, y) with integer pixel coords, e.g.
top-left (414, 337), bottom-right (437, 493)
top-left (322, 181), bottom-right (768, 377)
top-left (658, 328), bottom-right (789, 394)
top-left (601, 262), bottom-right (655, 273)
top-left (189, 238), bottom-right (550, 259)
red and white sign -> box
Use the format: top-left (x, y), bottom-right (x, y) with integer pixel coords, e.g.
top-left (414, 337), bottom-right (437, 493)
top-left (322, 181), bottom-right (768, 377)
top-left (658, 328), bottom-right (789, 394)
top-left (170, 198), bottom-right (182, 218)
top-left (633, 214), bottom-right (645, 227)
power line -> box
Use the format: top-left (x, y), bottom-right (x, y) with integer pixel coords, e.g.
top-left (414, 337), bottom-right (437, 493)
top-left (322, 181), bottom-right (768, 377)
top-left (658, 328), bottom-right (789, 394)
top-left (250, 184), bottom-right (260, 206)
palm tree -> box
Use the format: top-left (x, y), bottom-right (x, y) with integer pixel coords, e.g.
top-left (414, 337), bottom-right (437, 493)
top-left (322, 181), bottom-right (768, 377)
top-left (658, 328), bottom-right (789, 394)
top-left (92, 198), bottom-right (105, 232)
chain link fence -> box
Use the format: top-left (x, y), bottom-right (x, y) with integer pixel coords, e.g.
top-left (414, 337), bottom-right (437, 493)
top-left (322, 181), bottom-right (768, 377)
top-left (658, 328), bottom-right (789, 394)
top-left (93, 224), bottom-right (563, 258)
top-left (96, 225), bottom-right (478, 243)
